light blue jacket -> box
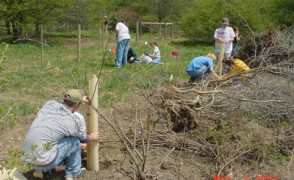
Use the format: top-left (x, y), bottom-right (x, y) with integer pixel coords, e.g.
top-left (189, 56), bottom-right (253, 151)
top-left (22, 100), bottom-right (86, 165)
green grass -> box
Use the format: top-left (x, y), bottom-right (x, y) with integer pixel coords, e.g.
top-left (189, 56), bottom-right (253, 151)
top-left (1, 29), bottom-right (292, 178)
top-left (0, 30), bottom-right (213, 114)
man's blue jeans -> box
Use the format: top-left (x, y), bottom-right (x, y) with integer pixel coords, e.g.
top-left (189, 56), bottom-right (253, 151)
top-left (186, 66), bottom-right (209, 79)
top-left (116, 39), bottom-right (130, 68)
top-left (35, 137), bottom-right (82, 178)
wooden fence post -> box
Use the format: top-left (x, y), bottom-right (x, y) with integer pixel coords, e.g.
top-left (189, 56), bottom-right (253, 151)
top-left (40, 24), bottom-right (44, 67)
top-left (77, 24), bottom-right (81, 61)
top-left (164, 22), bottom-right (167, 39)
top-left (171, 24), bottom-right (173, 38)
top-left (66, 23), bottom-right (68, 34)
top-left (87, 74), bottom-right (99, 171)
top-left (136, 21), bottom-right (139, 44)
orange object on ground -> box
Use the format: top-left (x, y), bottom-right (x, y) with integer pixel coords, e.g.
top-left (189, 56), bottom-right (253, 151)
top-left (109, 48), bottom-right (116, 54)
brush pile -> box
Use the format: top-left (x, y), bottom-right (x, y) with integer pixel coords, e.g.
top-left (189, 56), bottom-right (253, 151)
top-left (137, 27), bottom-right (294, 179)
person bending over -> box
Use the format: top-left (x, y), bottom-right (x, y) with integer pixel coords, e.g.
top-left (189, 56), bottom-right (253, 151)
top-left (115, 20), bottom-right (131, 68)
top-left (222, 57), bottom-right (250, 78)
top-left (127, 46), bottom-right (140, 63)
top-left (186, 53), bottom-right (222, 83)
top-left (22, 89), bottom-right (99, 180)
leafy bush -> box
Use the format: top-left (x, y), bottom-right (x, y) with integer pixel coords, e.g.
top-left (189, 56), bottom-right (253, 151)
top-left (180, 0), bottom-right (292, 42)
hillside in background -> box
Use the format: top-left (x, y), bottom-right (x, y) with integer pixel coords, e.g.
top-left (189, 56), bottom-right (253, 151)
top-left (0, 0), bottom-right (293, 43)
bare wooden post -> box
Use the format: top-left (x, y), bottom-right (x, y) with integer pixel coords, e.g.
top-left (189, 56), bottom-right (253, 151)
top-left (77, 24), bottom-right (81, 61)
top-left (217, 43), bottom-right (225, 76)
top-left (164, 22), bottom-right (167, 39)
top-left (140, 22), bottom-right (142, 35)
top-left (87, 74), bottom-right (99, 171)
top-left (40, 24), bottom-right (44, 67)
top-left (66, 23), bottom-right (68, 34)
top-left (171, 24), bottom-right (173, 38)
top-left (136, 21), bottom-right (139, 44)
top-left (150, 24), bottom-right (152, 35)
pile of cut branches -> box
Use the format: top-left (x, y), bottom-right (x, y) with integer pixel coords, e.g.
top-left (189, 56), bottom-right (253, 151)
top-left (239, 26), bottom-right (294, 71)
top-left (141, 67), bottom-right (294, 178)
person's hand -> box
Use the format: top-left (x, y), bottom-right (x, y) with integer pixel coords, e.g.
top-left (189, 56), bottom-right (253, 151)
top-left (80, 143), bottom-right (87, 150)
top-left (82, 96), bottom-right (90, 103)
top-left (217, 38), bottom-right (225, 43)
top-left (89, 132), bottom-right (99, 141)
top-left (215, 74), bottom-right (222, 80)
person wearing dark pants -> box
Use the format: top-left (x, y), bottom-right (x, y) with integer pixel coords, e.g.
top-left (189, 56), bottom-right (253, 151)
top-left (186, 53), bottom-right (222, 83)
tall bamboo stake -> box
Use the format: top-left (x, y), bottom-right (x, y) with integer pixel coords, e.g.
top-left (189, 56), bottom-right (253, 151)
top-left (87, 74), bottom-right (99, 171)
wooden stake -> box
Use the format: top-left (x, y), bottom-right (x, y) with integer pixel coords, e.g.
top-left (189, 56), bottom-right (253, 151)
top-left (142, 112), bottom-right (151, 172)
top-left (164, 22), bottom-right (167, 39)
top-left (218, 42), bottom-right (225, 76)
top-left (66, 23), bottom-right (68, 34)
top-left (77, 24), bottom-right (81, 62)
top-left (171, 24), bottom-right (173, 38)
top-left (40, 24), bottom-right (44, 67)
top-left (87, 74), bottom-right (99, 171)
top-left (136, 21), bottom-right (139, 44)
top-left (133, 108), bottom-right (137, 179)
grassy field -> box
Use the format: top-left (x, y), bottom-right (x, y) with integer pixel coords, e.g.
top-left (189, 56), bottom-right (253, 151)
top-left (0, 29), bottom-right (214, 176)
top-left (0, 30), bottom-right (214, 112)
top-left (1, 29), bottom-right (293, 179)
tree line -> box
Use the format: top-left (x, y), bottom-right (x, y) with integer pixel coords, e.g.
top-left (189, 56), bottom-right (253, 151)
top-left (0, 0), bottom-right (293, 42)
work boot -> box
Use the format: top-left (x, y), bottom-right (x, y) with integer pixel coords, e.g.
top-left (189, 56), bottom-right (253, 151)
top-left (188, 77), bottom-right (197, 83)
top-left (33, 170), bottom-right (43, 179)
top-left (65, 168), bottom-right (87, 180)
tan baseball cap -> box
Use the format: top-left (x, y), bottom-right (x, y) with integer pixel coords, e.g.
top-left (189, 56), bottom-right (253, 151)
top-left (64, 89), bottom-right (85, 103)
top-left (221, 18), bottom-right (229, 25)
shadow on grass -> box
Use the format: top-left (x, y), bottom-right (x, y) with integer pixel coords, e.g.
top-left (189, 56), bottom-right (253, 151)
top-left (102, 62), bottom-right (115, 68)
top-left (44, 33), bottom-right (93, 39)
top-left (170, 39), bottom-right (213, 47)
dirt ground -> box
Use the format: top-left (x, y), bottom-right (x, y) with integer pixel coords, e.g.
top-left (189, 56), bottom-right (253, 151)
top-left (0, 92), bottom-right (206, 180)
top-left (1, 37), bottom-right (293, 180)
top-left (1, 84), bottom-right (294, 180)
top-left (0, 37), bottom-right (206, 180)
top-left (2, 86), bottom-right (293, 180)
